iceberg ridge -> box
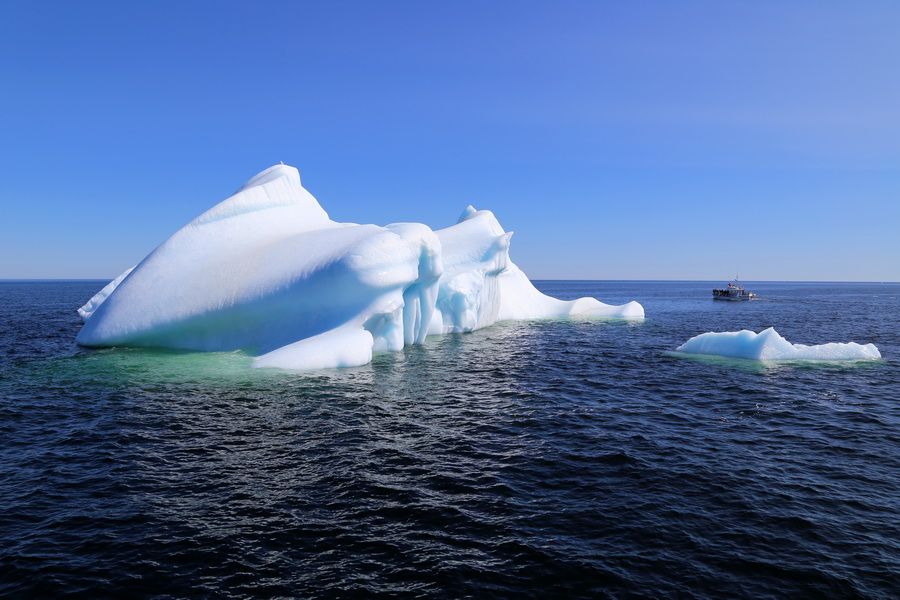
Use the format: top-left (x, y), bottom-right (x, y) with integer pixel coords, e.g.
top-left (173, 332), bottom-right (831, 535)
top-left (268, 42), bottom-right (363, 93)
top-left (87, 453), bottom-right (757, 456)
top-left (77, 164), bottom-right (644, 370)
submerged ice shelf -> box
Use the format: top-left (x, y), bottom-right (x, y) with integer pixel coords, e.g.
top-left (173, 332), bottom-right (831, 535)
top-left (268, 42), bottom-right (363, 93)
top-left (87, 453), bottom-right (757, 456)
top-left (77, 164), bottom-right (644, 371)
top-left (675, 328), bottom-right (881, 362)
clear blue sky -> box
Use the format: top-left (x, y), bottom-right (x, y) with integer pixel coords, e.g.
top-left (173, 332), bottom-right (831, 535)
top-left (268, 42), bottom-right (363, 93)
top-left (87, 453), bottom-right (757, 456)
top-left (1, 1), bottom-right (898, 281)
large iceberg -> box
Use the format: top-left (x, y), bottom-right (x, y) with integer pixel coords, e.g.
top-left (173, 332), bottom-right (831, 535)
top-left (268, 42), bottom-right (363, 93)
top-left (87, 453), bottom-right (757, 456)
top-left (77, 164), bottom-right (643, 370)
top-left (675, 328), bottom-right (881, 362)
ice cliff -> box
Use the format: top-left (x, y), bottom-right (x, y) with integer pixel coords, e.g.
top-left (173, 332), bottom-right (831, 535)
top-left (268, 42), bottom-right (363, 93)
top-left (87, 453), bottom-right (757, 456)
top-left (76, 164), bottom-right (644, 370)
top-left (675, 328), bottom-right (881, 362)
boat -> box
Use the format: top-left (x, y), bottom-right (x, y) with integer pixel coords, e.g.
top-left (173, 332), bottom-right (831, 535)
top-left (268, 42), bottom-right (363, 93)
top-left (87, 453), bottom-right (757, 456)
top-left (712, 279), bottom-right (757, 301)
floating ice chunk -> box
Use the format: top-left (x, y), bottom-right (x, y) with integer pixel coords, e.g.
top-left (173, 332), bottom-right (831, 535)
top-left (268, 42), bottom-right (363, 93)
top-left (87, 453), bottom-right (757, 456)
top-left (76, 164), bottom-right (644, 371)
top-left (676, 327), bottom-right (881, 361)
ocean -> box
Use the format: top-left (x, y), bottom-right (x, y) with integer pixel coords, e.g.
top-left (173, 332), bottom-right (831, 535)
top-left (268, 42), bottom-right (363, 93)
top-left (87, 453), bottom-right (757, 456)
top-left (1, 280), bottom-right (898, 598)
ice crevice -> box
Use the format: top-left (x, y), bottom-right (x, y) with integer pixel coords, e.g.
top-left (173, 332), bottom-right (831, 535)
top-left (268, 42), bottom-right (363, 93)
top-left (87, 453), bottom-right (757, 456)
top-left (76, 164), bottom-right (644, 371)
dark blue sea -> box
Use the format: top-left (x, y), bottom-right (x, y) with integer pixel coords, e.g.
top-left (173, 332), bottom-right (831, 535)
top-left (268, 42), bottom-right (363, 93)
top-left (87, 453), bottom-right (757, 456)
top-left (1, 280), bottom-right (898, 598)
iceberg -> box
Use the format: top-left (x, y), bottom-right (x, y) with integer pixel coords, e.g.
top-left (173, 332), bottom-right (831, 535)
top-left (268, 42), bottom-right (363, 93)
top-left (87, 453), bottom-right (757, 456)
top-left (675, 327), bottom-right (881, 362)
top-left (76, 164), bottom-right (643, 370)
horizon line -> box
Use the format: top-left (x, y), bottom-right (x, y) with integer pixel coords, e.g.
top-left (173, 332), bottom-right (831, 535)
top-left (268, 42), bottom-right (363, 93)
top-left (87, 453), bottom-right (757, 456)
top-left (2, 278), bottom-right (898, 285)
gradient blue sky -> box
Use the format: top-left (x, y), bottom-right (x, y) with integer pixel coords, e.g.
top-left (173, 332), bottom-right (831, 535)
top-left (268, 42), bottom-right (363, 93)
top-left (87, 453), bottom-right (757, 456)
top-left (1, 1), bottom-right (898, 280)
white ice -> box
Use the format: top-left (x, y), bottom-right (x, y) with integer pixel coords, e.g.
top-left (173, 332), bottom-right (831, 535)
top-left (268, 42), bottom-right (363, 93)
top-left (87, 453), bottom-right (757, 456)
top-left (77, 164), bottom-right (643, 370)
top-left (675, 327), bottom-right (881, 362)
top-left (77, 266), bottom-right (133, 321)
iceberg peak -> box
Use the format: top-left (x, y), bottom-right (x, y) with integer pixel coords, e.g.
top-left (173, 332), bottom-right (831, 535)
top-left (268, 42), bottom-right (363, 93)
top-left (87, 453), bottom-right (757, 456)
top-left (458, 205), bottom-right (478, 223)
top-left (239, 163), bottom-right (302, 191)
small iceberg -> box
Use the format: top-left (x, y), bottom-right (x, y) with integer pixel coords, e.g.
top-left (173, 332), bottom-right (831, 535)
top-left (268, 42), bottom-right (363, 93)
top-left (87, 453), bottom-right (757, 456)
top-left (675, 327), bottom-right (881, 362)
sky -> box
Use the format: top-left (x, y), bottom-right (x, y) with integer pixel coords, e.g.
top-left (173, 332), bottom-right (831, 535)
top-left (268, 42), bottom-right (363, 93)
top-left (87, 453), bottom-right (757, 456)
top-left (1, 1), bottom-right (898, 281)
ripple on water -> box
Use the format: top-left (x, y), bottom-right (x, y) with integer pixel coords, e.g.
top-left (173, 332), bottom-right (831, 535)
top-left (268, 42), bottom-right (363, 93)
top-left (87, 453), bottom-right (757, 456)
top-left (0, 280), bottom-right (898, 597)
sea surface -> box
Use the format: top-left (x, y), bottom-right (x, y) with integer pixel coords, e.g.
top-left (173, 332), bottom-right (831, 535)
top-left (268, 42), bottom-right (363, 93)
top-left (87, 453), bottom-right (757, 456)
top-left (1, 280), bottom-right (898, 598)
